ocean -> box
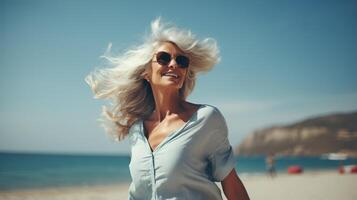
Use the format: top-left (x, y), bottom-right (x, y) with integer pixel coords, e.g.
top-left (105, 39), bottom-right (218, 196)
top-left (1, 152), bottom-right (356, 191)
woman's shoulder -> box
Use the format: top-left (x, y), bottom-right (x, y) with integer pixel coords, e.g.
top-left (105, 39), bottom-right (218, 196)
top-left (127, 119), bottom-right (143, 136)
top-left (193, 103), bottom-right (226, 126)
top-left (126, 119), bottom-right (144, 144)
top-left (198, 104), bottom-right (224, 118)
top-left (196, 104), bottom-right (228, 136)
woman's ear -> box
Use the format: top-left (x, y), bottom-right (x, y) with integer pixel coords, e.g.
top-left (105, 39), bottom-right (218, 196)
top-left (143, 71), bottom-right (150, 82)
top-left (144, 72), bottom-right (149, 81)
top-left (142, 63), bottom-right (152, 82)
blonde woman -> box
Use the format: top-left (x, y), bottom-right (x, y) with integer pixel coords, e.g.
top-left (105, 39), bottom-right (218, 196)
top-left (86, 18), bottom-right (249, 200)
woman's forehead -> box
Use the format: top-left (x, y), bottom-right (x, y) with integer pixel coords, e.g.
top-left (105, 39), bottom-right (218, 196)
top-left (156, 42), bottom-right (184, 55)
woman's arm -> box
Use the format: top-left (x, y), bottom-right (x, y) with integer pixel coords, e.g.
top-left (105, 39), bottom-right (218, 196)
top-left (221, 169), bottom-right (250, 200)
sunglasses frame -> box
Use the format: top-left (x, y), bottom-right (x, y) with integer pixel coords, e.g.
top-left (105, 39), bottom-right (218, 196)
top-left (154, 51), bottom-right (190, 68)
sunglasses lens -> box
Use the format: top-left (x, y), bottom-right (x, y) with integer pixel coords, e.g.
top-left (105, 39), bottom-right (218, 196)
top-left (155, 51), bottom-right (190, 68)
top-left (156, 52), bottom-right (171, 65)
top-left (176, 55), bottom-right (189, 68)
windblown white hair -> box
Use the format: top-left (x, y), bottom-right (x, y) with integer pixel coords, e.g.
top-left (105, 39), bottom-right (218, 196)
top-left (85, 18), bottom-right (220, 141)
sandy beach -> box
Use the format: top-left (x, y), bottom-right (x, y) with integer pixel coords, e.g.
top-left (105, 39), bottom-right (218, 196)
top-left (1, 170), bottom-right (356, 200)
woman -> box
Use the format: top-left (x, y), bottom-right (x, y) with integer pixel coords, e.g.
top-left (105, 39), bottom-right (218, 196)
top-left (86, 18), bottom-right (250, 200)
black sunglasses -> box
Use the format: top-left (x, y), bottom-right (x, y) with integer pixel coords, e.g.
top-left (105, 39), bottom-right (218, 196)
top-left (154, 51), bottom-right (190, 68)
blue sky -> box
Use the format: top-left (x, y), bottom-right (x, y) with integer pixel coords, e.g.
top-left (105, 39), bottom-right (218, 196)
top-left (1, 0), bottom-right (356, 155)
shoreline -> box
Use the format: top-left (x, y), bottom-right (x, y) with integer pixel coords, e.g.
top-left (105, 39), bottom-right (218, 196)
top-left (1, 170), bottom-right (356, 200)
top-left (0, 181), bottom-right (130, 192)
top-left (0, 183), bottom-right (130, 200)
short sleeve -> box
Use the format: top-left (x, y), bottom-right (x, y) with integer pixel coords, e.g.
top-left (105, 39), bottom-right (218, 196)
top-left (207, 108), bottom-right (236, 182)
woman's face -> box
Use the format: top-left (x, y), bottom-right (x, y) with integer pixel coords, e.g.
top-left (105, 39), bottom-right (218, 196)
top-left (146, 42), bottom-right (189, 92)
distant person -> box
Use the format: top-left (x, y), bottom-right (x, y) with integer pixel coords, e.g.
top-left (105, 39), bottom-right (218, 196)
top-left (86, 18), bottom-right (250, 200)
top-left (266, 154), bottom-right (277, 178)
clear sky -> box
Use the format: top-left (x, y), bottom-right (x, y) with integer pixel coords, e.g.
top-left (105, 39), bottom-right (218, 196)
top-left (1, 0), bottom-right (357, 155)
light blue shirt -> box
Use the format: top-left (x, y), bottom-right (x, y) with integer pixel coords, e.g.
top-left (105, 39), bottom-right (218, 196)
top-left (127, 104), bottom-right (236, 200)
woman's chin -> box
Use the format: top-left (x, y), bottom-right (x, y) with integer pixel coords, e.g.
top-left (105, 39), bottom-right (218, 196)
top-left (161, 77), bottom-right (182, 84)
top-left (156, 81), bottom-right (182, 90)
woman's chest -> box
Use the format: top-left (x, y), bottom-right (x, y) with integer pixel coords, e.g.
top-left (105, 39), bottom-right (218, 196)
top-left (144, 118), bottom-right (187, 152)
top-left (129, 124), bottom-right (209, 181)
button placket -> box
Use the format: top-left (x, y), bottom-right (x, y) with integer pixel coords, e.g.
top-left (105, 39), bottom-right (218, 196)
top-left (150, 153), bottom-right (157, 199)
top-left (141, 120), bottom-right (158, 200)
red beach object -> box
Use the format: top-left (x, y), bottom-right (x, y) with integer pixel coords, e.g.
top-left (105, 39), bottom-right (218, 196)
top-left (288, 165), bottom-right (303, 174)
top-left (350, 165), bottom-right (357, 173)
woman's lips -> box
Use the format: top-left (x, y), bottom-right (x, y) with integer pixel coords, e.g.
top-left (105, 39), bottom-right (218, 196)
top-left (162, 72), bottom-right (179, 78)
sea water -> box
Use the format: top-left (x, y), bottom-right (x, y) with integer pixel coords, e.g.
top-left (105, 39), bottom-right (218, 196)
top-left (1, 152), bottom-right (356, 191)
top-left (0, 152), bottom-right (131, 190)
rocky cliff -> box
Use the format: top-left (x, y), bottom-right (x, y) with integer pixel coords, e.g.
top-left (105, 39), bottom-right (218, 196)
top-left (235, 111), bottom-right (357, 157)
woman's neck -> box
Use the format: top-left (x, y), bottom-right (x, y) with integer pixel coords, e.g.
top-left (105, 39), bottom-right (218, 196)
top-left (151, 88), bottom-right (185, 122)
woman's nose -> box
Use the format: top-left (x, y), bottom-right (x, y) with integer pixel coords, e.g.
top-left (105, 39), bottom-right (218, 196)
top-left (167, 58), bottom-right (178, 68)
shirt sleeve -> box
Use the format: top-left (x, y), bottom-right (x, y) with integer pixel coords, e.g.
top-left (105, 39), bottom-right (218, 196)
top-left (207, 108), bottom-right (236, 182)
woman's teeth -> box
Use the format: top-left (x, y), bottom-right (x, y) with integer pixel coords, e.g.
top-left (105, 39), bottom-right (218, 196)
top-left (163, 72), bottom-right (178, 78)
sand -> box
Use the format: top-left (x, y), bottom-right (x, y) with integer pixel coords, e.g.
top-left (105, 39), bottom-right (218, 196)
top-left (243, 171), bottom-right (357, 200)
top-left (1, 171), bottom-right (356, 200)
